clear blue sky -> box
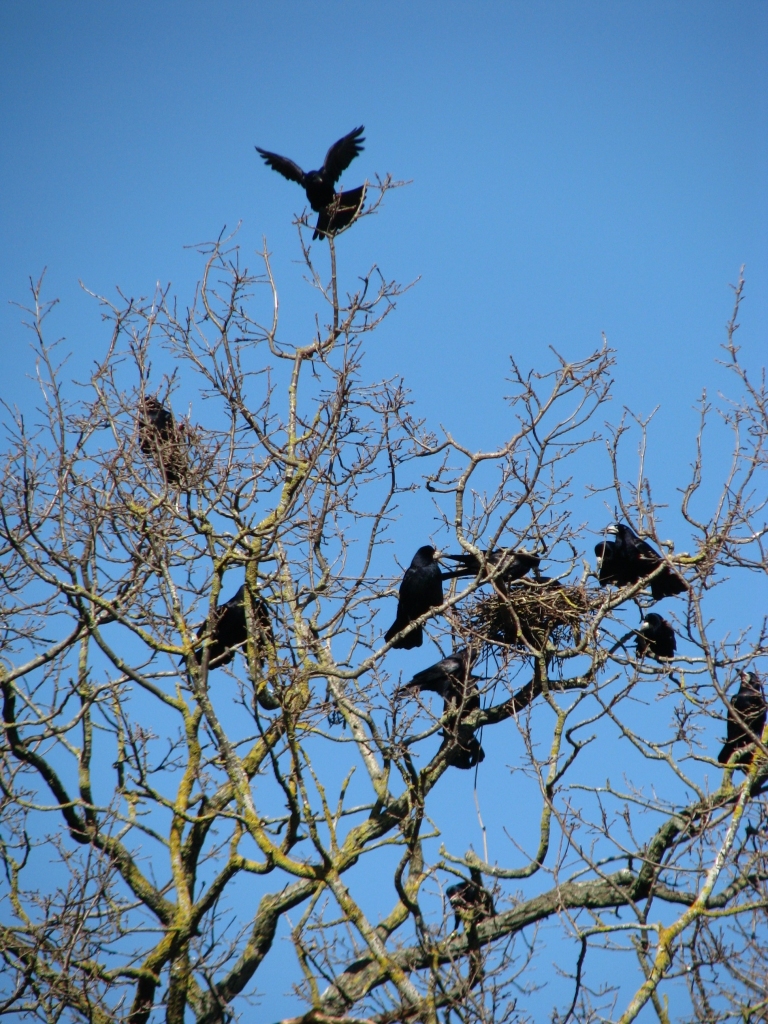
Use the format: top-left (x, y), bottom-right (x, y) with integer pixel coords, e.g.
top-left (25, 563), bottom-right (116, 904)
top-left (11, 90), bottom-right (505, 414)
top-left (2, 3), bottom-right (767, 1019)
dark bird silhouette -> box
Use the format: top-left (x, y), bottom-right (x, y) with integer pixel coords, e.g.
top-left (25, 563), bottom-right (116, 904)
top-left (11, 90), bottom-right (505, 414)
top-left (441, 548), bottom-right (540, 589)
top-left (384, 546), bottom-right (444, 649)
top-left (594, 523), bottom-right (686, 600)
top-left (446, 872), bottom-right (496, 931)
top-left (398, 649), bottom-right (485, 770)
top-left (397, 649), bottom-right (479, 709)
top-left (192, 585), bottom-right (273, 669)
top-left (139, 397), bottom-right (188, 486)
top-left (718, 671), bottom-right (766, 765)
top-left (636, 613), bottom-right (676, 660)
top-left (439, 729), bottom-right (485, 770)
top-left (255, 126), bottom-right (366, 240)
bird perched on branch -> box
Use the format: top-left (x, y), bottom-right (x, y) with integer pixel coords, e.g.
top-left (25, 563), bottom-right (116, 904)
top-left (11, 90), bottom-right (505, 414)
top-left (635, 612), bottom-right (676, 660)
top-left (384, 546), bottom-right (444, 649)
top-left (439, 730), bottom-right (486, 770)
top-left (397, 649), bottom-right (479, 709)
top-left (441, 547), bottom-right (541, 590)
top-left (718, 671), bottom-right (766, 765)
top-left (446, 871), bottom-right (496, 931)
top-left (398, 649), bottom-right (485, 770)
top-left (191, 585), bottom-right (273, 670)
top-left (255, 125), bottom-right (366, 240)
top-left (594, 523), bottom-right (686, 600)
top-left (139, 396), bottom-right (188, 486)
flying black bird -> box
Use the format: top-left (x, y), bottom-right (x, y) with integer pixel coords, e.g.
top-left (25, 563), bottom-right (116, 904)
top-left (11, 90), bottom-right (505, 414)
top-left (718, 671), bottom-right (767, 765)
top-left (636, 612), bottom-right (676, 660)
top-left (384, 545), bottom-right (444, 650)
top-left (139, 396), bottom-right (188, 486)
top-left (191, 585), bottom-right (273, 669)
top-left (446, 872), bottom-right (496, 931)
top-left (441, 547), bottom-right (540, 589)
top-left (594, 523), bottom-right (686, 600)
top-left (255, 125), bottom-right (366, 240)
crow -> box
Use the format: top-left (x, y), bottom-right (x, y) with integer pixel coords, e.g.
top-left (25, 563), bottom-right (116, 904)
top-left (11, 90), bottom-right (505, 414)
top-left (439, 729), bottom-right (486, 770)
top-left (594, 523), bottom-right (686, 600)
top-left (446, 872), bottom-right (496, 931)
top-left (397, 649), bottom-right (479, 711)
top-left (192, 585), bottom-right (273, 669)
top-left (636, 612), bottom-right (676, 660)
top-left (139, 396), bottom-right (188, 486)
top-left (441, 548), bottom-right (540, 589)
top-left (384, 546), bottom-right (444, 649)
top-left (718, 671), bottom-right (767, 765)
top-left (398, 649), bottom-right (484, 769)
top-left (255, 126), bottom-right (366, 240)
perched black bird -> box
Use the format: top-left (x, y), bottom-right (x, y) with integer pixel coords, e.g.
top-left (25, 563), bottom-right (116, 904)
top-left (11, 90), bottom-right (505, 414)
top-left (397, 649), bottom-right (479, 709)
top-left (595, 523), bottom-right (686, 600)
top-left (441, 548), bottom-right (540, 589)
top-left (636, 612), bottom-right (676, 660)
top-left (446, 872), bottom-right (496, 931)
top-left (384, 546), bottom-right (444, 650)
top-left (439, 729), bottom-right (485, 770)
top-left (139, 397), bottom-right (188, 486)
top-left (718, 671), bottom-right (767, 765)
top-left (398, 649), bottom-right (485, 770)
top-left (192, 585), bottom-right (273, 669)
top-left (255, 126), bottom-right (366, 240)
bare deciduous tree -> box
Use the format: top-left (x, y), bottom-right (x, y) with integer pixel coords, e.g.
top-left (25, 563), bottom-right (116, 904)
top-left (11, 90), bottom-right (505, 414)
top-left (1, 197), bottom-right (766, 1024)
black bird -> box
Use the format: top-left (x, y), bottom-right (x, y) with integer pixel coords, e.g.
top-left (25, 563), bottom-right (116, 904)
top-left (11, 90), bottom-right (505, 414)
top-left (636, 612), bottom-right (676, 660)
top-left (139, 396), bottom-right (188, 486)
top-left (439, 729), bottom-right (486, 770)
top-left (446, 872), bottom-right (496, 931)
top-left (255, 126), bottom-right (366, 240)
top-left (398, 649), bottom-right (485, 770)
top-left (441, 548), bottom-right (540, 589)
top-left (718, 671), bottom-right (767, 765)
top-left (397, 649), bottom-right (479, 709)
top-left (384, 546), bottom-right (444, 650)
top-left (595, 523), bottom-right (686, 600)
top-left (192, 585), bottom-right (273, 669)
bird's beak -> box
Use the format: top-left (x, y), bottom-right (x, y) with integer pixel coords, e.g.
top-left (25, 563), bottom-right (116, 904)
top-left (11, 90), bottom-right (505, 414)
top-left (606, 524), bottom-right (619, 535)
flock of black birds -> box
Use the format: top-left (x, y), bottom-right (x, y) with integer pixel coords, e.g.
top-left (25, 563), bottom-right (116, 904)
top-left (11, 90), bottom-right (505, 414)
top-left (136, 127), bottom-right (765, 929)
top-left (383, 526), bottom-right (764, 777)
top-left (139, 396), bottom-right (764, 780)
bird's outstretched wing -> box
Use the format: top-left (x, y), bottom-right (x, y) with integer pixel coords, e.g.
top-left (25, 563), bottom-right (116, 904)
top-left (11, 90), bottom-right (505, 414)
top-left (255, 147), bottom-right (305, 184)
top-left (322, 125), bottom-right (365, 185)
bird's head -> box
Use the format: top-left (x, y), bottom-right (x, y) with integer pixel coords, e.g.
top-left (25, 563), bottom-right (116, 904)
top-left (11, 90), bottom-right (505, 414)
top-left (640, 612), bottom-right (663, 631)
top-left (412, 545), bottom-right (439, 567)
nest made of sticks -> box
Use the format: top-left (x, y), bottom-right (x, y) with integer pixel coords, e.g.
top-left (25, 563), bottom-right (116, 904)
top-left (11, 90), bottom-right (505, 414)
top-left (463, 579), bottom-right (597, 654)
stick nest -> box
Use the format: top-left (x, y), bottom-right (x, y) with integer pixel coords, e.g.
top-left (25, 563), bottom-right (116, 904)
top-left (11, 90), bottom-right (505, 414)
top-left (462, 579), bottom-right (598, 654)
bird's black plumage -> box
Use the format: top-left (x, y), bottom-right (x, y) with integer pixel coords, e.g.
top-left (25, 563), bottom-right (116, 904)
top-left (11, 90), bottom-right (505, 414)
top-left (718, 671), bottom-right (766, 765)
top-left (594, 523), bottom-right (686, 600)
top-left (255, 126), bottom-right (366, 239)
top-left (398, 649), bottom-right (479, 707)
top-left (192, 585), bottom-right (273, 669)
top-left (636, 612), bottom-right (676, 660)
top-left (446, 874), bottom-right (496, 930)
top-left (439, 729), bottom-right (485, 770)
top-left (139, 397), bottom-right (188, 486)
top-left (384, 546), bottom-right (444, 650)
top-left (398, 649), bottom-right (484, 769)
top-left (441, 547), bottom-right (540, 589)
